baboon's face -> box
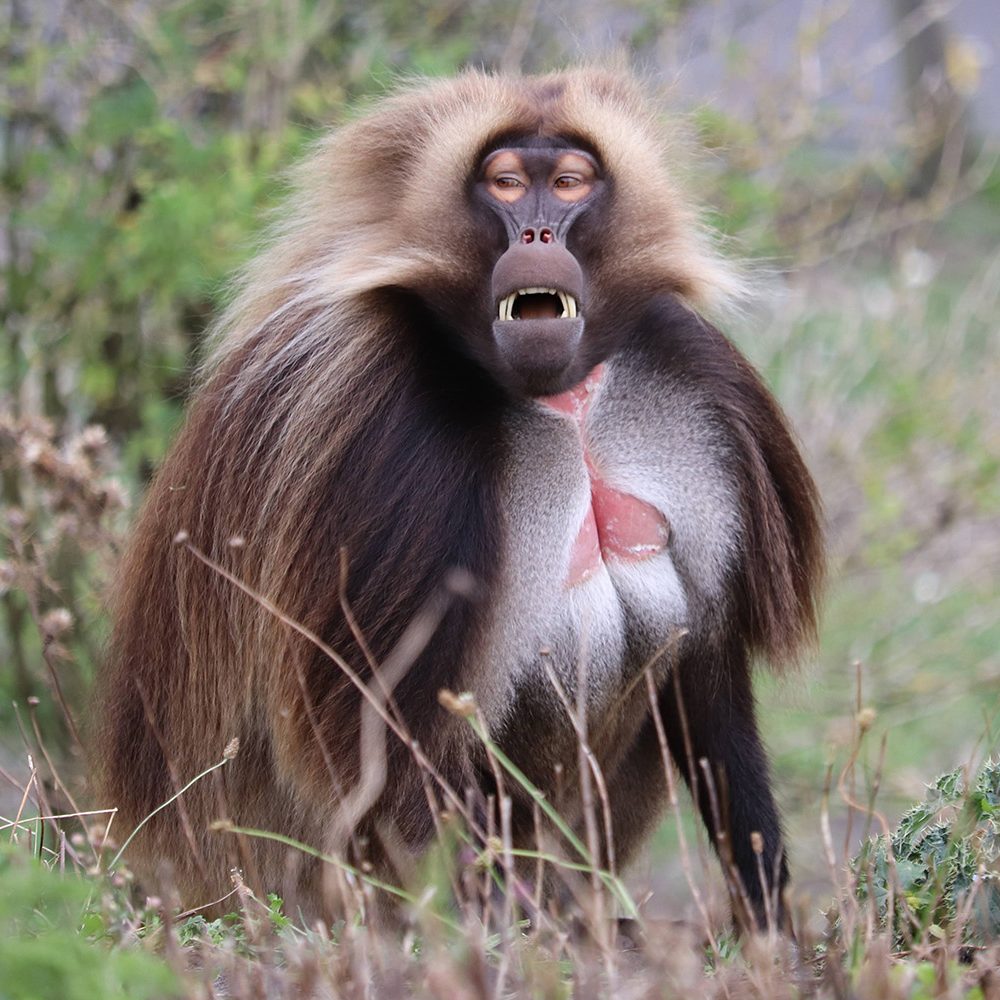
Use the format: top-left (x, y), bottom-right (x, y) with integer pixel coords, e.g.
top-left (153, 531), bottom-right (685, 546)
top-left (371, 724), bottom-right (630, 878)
top-left (419, 135), bottom-right (623, 398)
top-left (476, 139), bottom-right (605, 397)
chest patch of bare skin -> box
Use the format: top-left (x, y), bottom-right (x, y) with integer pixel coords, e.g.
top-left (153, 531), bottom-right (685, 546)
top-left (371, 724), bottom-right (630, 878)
top-left (540, 364), bottom-right (671, 586)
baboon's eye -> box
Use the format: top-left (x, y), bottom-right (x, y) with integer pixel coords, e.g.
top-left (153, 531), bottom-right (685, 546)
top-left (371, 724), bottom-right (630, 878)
top-left (484, 151), bottom-right (529, 203)
top-left (551, 153), bottom-right (596, 203)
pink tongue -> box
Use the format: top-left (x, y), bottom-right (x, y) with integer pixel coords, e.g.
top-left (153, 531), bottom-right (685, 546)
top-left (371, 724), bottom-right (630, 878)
top-left (541, 366), bottom-right (670, 587)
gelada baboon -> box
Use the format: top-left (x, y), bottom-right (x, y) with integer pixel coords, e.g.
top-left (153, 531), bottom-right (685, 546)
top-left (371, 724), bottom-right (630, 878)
top-left (93, 70), bottom-right (822, 927)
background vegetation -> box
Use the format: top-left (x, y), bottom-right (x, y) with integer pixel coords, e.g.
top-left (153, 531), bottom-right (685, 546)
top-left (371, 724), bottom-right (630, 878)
top-left (1, 0), bottom-right (998, 995)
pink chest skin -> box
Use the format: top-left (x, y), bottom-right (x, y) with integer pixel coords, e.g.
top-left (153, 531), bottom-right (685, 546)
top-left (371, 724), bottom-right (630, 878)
top-left (540, 365), bottom-right (671, 587)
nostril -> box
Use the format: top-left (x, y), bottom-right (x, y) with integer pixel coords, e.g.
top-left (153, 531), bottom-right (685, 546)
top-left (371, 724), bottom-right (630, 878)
top-left (520, 229), bottom-right (535, 244)
top-left (540, 228), bottom-right (554, 244)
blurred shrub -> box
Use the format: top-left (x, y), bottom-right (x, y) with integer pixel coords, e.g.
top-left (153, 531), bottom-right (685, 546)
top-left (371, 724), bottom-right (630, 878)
top-left (0, 415), bottom-right (127, 737)
top-left (0, 845), bottom-right (179, 999)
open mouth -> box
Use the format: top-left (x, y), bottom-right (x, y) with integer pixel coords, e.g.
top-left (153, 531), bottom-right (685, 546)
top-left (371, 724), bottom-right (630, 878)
top-left (497, 287), bottom-right (579, 321)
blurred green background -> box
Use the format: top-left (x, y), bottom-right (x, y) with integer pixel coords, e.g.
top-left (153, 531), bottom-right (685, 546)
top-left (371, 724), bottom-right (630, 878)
top-left (1, 0), bottom-right (998, 928)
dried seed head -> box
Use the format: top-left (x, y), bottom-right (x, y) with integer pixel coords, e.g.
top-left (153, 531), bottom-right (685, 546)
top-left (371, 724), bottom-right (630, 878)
top-left (99, 480), bottom-right (128, 511)
top-left (857, 707), bottom-right (877, 732)
top-left (76, 426), bottom-right (109, 454)
top-left (437, 688), bottom-right (477, 717)
top-left (41, 607), bottom-right (74, 638)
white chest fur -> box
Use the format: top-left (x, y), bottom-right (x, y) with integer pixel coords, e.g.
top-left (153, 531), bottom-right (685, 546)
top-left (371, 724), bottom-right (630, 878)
top-left (468, 352), bottom-right (740, 730)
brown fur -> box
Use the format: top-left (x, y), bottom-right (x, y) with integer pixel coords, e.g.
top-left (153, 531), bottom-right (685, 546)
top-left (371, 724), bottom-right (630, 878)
top-left (91, 70), bottom-right (822, 920)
